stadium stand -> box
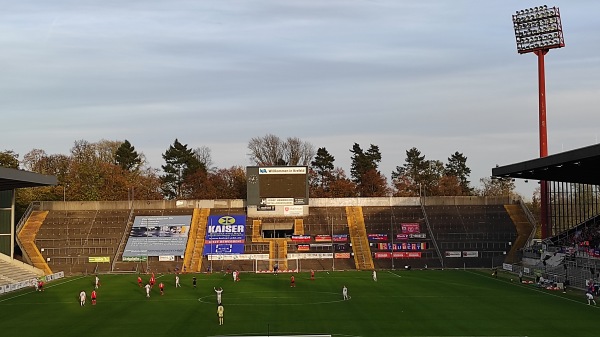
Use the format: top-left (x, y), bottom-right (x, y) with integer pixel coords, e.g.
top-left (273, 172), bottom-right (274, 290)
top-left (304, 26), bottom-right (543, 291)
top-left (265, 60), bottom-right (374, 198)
top-left (362, 206), bottom-right (433, 269)
top-left (0, 256), bottom-right (42, 287)
top-left (34, 210), bottom-right (129, 274)
top-left (424, 204), bottom-right (517, 268)
top-left (15, 197), bottom-right (524, 276)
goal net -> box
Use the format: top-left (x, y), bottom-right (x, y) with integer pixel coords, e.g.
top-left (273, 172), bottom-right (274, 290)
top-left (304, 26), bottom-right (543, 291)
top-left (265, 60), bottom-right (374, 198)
top-left (255, 258), bottom-right (299, 273)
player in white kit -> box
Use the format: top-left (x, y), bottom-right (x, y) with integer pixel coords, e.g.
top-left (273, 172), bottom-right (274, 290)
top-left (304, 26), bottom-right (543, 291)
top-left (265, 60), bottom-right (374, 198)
top-left (79, 290), bottom-right (87, 306)
top-left (214, 287), bottom-right (223, 304)
top-left (586, 292), bottom-right (597, 305)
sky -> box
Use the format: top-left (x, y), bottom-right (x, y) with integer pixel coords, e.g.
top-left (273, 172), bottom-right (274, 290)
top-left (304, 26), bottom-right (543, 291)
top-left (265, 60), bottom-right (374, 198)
top-left (2, 1), bottom-right (600, 200)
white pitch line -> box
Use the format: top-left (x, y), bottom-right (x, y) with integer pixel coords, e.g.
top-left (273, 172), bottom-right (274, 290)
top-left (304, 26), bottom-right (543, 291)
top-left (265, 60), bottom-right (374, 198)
top-left (465, 269), bottom-right (598, 308)
top-left (0, 275), bottom-right (87, 303)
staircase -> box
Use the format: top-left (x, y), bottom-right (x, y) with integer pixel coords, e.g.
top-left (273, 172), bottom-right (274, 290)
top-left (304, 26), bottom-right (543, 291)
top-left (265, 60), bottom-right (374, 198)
top-left (269, 239), bottom-right (288, 270)
top-left (345, 206), bottom-right (374, 270)
top-left (17, 211), bottom-right (53, 275)
top-left (252, 219), bottom-right (265, 242)
top-left (504, 204), bottom-right (534, 264)
top-left (294, 218), bottom-right (304, 235)
top-left (182, 208), bottom-right (210, 272)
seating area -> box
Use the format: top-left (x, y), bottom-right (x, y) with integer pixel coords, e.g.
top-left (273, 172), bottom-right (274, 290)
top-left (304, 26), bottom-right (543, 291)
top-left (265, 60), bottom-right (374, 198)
top-left (14, 201), bottom-right (522, 276)
top-left (361, 206), bottom-right (436, 269)
top-left (35, 210), bottom-right (130, 275)
top-left (303, 207), bottom-right (349, 235)
top-left (424, 205), bottom-right (517, 268)
top-left (0, 259), bottom-right (40, 286)
top-left (545, 215), bottom-right (600, 260)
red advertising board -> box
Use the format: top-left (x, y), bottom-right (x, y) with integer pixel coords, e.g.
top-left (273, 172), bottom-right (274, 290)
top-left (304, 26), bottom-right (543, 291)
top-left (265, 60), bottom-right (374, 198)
top-left (374, 252), bottom-right (422, 259)
top-left (315, 235), bottom-right (332, 242)
top-left (298, 244), bottom-right (310, 251)
top-left (334, 253), bottom-right (351, 259)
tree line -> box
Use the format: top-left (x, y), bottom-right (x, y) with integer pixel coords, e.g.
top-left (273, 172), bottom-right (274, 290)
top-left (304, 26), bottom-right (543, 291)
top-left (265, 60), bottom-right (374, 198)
top-left (1, 134), bottom-right (521, 209)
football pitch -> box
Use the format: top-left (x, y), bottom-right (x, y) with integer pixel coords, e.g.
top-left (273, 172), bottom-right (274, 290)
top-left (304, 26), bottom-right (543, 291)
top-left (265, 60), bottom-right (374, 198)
top-left (0, 269), bottom-right (596, 337)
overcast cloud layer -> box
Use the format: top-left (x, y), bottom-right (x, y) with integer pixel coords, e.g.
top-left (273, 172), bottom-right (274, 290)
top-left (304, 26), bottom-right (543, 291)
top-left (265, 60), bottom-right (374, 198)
top-left (2, 0), bottom-right (600, 199)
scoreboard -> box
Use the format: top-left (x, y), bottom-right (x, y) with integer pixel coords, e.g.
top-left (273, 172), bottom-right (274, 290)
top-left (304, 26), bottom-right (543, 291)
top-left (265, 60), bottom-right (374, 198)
top-left (246, 166), bottom-right (309, 207)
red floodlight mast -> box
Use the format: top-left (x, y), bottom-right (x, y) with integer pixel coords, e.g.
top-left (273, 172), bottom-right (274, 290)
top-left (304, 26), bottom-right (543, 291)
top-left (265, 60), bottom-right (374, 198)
top-left (512, 5), bottom-right (565, 239)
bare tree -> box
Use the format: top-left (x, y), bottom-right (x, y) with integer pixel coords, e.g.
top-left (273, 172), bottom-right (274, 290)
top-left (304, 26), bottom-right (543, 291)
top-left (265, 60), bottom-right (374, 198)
top-left (286, 137), bottom-right (315, 166)
top-left (193, 145), bottom-right (214, 171)
top-left (248, 134), bottom-right (315, 166)
top-left (248, 134), bottom-right (285, 165)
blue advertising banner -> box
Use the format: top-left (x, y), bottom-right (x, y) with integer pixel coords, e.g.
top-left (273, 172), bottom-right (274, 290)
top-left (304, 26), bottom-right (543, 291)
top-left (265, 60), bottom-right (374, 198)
top-left (204, 215), bottom-right (246, 255)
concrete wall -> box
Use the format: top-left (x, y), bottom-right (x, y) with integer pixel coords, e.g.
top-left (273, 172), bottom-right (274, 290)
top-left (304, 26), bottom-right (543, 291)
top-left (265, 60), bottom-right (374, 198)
top-left (35, 196), bottom-right (516, 212)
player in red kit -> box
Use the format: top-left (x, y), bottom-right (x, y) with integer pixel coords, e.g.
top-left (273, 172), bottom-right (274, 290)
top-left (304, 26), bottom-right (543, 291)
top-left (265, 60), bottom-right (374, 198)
top-left (137, 276), bottom-right (143, 287)
top-left (311, 270), bottom-right (315, 281)
top-left (91, 289), bottom-right (97, 305)
top-left (159, 282), bottom-right (164, 295)
top-left (290, 275), bottom-right (296, 287)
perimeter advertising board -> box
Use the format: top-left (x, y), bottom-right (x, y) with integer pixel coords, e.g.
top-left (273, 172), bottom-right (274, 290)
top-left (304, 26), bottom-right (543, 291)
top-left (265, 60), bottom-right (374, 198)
top-left (123, 215), bottom-right (191, 258)
top-left (204, 215), bottom-right (246, 255)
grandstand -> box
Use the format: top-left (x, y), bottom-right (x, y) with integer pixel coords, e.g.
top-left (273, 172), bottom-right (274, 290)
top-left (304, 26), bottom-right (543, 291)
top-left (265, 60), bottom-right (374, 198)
top-left (0, 167), bottom-right (56, 294)
top-left (493, 143), bottom-right (600, 291)
top-left (12, 196), bottom-right (526, 281)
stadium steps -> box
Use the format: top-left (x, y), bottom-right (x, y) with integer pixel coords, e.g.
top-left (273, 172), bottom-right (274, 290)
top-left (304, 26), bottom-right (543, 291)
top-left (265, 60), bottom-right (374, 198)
top-left (504, 204), bottom-right (534, 264)
top-left (268, 239), bottom-right (288, 270)
top-left (294, 218), bottom-right (304, 235)
top-left (345, 206), bottom-right (374, 270)
top-left (252, 219), bottom-right (266, 242)
top-left (183, 208), bottom-right (210, 272)
top-left (17, 210), bottom-right (53, 275)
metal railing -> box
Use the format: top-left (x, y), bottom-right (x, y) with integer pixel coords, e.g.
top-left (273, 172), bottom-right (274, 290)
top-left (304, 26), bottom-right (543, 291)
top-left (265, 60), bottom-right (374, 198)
top-left (111, 206), bottom-right (135, 272)
top-left (14, 201), bottom-right (41, 265)
top-left (518, 198), bottom-right (538, 247)
top-left (420, 196), bottom-right (444, 268)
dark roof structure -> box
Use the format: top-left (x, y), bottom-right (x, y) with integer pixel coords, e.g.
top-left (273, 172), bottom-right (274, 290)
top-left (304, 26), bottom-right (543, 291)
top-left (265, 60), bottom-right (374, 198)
top-left (0, 167), bottom-right (57, 191)
top-left (492, 143), bottom-right (600, 185)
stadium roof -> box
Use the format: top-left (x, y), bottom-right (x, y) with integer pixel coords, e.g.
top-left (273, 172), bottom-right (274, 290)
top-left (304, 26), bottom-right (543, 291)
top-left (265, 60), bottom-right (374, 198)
top-left (0, 167), bottom-right (57, 191)
top-left (492, 143), bottom-right (600, 185)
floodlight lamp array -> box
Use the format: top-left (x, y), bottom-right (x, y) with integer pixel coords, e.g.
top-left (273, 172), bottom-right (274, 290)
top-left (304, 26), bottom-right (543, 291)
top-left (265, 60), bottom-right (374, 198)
top-left (512, 5), bottom-right (564, 54)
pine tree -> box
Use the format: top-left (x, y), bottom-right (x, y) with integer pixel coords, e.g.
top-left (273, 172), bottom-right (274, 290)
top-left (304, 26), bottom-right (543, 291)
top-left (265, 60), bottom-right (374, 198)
top-left (115, 140), bottom-right (142, 171)
top-left (445, 151), bottom-right (472, 195)
top-left (350, 143), bottom-right (381, 183)
top-left (311, 147), bottom-right (335, 188)
top-left (161, 139), bottom-right (204, 199)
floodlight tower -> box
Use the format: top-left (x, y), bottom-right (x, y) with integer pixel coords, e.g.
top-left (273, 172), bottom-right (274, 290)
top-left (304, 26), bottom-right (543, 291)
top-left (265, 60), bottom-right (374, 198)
top-left (512, 5), bottom-right (564, 239)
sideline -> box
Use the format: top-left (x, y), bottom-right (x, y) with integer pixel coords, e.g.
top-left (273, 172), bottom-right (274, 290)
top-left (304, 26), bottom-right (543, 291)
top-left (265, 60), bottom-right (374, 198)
top-left (0, 275), bottom-right (87, 303)
top-left (465, 269), bottom-right (598, 308)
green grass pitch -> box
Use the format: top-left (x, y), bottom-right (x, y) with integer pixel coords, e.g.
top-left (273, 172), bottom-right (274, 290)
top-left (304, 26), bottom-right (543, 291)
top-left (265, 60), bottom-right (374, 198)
top-left (0, 269), bottom-right (597, 337)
